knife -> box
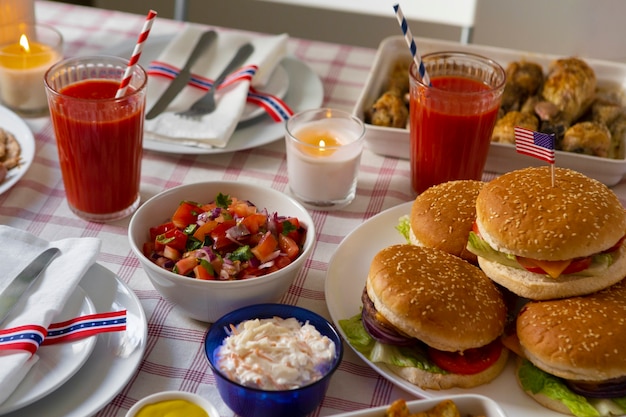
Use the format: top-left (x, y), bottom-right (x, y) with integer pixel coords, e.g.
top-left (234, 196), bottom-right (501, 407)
top-left (145, 30), bottom-right (218, 120)
top-left (0, 247), bottom-right (61, 326)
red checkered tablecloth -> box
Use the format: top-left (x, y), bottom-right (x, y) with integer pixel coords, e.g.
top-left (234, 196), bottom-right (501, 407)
top-left (3, 2), bottom-right (626, 417)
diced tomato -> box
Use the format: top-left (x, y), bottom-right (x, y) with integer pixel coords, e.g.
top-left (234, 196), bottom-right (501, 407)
top-left (241, 213), bottom-right (267, 234)
top-left (428, 339), bottom-right (503, 375)
top-left (142, 241), bottom-right (155, 258)
top-left (172, 201), bottom-right (204, 229)
top-left (193, 220), bottom-right (218, 241)
top-left (163, 245), bottom-right (181, 261)
top-left (278, 218), bottom-right (300, 240)
top-left (155, 228), bottom-right (188, 252)
top-left (210, 219), bottom-right (237, 250)
top-left (251, 231), bottom-right (279, 263)
top-left (229, 199), bottom-right (257, 218)
top-left (193, 262), bottom-right (215, 280)
top-left (174, 256), bottom-right (198, 276)
top-left (273, 255), bottom-right (292, 270)
top-left (150, 221), bottom-right (177, 241)
top-left (278, 234), bottom-right (300, 260)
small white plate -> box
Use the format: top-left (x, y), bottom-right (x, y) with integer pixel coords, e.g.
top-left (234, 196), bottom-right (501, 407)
top-left (0, 105), bottom-right (35, 195)
top-left (0, 286), bottom-right (97, 415)
top-left (1, 263), bottom-right (148, 417)
top-left (325, 202), bottom-right (568, 417)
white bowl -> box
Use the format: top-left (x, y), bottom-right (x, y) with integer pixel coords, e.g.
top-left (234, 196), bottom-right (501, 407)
top-left (354, 35), bottom-right (626, 186)
top-left (329, 394), bottom-right (507, 417)
top-left (128, 181), bottom-right (316, 322)
top-left (126, 391), bottom-right (219, 417)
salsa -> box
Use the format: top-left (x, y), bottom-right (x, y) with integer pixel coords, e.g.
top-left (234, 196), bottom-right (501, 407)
top-left (143, 193), bottom-right (308, 280)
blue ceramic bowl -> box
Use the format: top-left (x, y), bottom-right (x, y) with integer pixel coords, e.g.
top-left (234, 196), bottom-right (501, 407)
top-left (204, 303), bottom-right (343, 417)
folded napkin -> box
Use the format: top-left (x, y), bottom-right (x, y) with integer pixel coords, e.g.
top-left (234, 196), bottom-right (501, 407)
top-left (144, 25), bottom-right (289, 148)
top-left (0, 226), bottom-right (101, 405)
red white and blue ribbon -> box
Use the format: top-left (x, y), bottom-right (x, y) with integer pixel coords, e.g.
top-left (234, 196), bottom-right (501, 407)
top-left (147, 61), bottom-right (292, 122)
top-left (0, 310), bottom-right (127, 354)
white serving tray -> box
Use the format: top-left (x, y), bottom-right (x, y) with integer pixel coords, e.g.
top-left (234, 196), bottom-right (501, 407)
top-left (354, 36), bottom-right (626, 186)
top-left (330, 394), bottom-right (508, 417)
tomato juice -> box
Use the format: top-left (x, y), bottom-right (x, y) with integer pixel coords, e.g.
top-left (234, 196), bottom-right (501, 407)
top-left (48, 77), bottom-right (145, 221)
top-left (408, 53), bottom-right (505, 195)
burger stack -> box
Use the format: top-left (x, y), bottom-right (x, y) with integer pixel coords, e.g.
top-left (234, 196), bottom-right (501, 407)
top-left (468, 166), bottom-right (626, 417)
top-left (340, 167), bottom-right (626, 417)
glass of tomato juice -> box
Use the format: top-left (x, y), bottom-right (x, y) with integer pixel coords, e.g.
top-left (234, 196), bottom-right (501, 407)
top-left (409, 51), bottom-right (506, 195)
top-left (44, 56), bottom-right (147, 222)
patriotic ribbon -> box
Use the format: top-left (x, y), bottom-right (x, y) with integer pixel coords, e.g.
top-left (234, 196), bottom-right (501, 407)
top-left (0, 310), bottom-right (127, 354)
top-left (148, 61), bottom-right (292, 122)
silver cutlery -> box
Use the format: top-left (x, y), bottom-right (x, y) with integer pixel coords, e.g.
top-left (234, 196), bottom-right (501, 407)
top-left (145, 30), bottom-right (217, 120)
top-left (0, 247), bottom-right (60, 325)
top-left (176, 42), bottom-right (254, 118)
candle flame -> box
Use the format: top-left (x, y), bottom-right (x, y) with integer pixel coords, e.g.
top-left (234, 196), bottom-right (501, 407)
top-left (19, 34), bottom-right (31, 53)
top-left (319, 139), bottom-right (327, 148)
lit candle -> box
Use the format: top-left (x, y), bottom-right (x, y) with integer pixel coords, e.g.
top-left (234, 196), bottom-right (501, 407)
top-left (0, 24), bottom-right (62, 115)
top-left (285, 109), bottom-right (365, 209)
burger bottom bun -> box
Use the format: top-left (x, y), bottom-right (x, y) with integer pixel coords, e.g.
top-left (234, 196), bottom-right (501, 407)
top-left (476, 244), bottom-right (626, 300)
top-left (388, 348), bottom-right (509, 390)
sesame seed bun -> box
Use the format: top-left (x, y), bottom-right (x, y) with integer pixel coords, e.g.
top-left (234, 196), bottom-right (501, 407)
top-left (366, 244), bottom-right (506, 352)
top-left (517, 278), bottom-right (626, 382)
top-left (409, 180), bottom-right (485, 264)
top-left (475, 167), bottom-right (626, 260)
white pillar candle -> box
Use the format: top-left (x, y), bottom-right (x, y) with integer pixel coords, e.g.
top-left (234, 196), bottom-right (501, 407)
top-left (285, 109), bottom-right (365, 210)
top-left (0, 24), bottom-right (62, 116)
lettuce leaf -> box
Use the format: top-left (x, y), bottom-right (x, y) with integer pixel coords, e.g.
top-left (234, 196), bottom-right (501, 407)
top-left (396, 215), bottom-right (411, 243)
top-left (339, 313), bottom-right (446, 374)
top-left (518, 360), bottom-right (619, 417)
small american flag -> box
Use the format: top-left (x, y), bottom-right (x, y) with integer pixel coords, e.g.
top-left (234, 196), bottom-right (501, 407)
top-left (514, 126), bottom-right (556, 164)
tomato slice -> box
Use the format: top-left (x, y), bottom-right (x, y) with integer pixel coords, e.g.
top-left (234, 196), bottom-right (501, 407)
top-left (428, 339), bottom-right (503, 375)
top-left (517, 256), bottom-right (592, 277)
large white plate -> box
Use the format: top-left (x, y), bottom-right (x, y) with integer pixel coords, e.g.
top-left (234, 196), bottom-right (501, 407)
top-left (102, 34), bottom-right (323, 155)
top-left (0, 287), bottom-right (97, 415)
top-left (325, 202), bottom-right (564, 417)
top-left (0, 105), bottom-right (35, 195)
top-left (2, 263), bottom-right (148, 417)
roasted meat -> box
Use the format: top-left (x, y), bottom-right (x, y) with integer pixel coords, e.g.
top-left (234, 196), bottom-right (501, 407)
top-left (491, 111), bottom-right (539, 144)
top-left (561, 121), bottom-right (612, 157)
top-left (500, 61), bottom-right (544, 114)
top-left (541, 57), bottom-right (597, 126)
top-left (366, 91), bottom-right (409, 128)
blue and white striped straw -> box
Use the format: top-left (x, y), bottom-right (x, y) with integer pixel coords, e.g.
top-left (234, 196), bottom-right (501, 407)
top-left (393, 3), bottom-right (431, 86)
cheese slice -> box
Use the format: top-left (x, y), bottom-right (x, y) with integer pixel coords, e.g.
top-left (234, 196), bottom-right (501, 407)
top-left (528, 259), bottom-right (572, 278)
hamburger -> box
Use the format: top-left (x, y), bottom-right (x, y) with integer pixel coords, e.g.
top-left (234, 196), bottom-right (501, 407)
top-left (515, 279), bottom-right (626, 416)
top-left (340, 244), bottom-right (509, 390)
top-left (467, 166), bottom-right (626, 300)
top-left (406, 180), bottom-right (485, 264)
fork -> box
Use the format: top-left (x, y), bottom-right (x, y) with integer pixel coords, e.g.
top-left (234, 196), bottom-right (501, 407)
top-left (176, 43), bottom-right (255, 118)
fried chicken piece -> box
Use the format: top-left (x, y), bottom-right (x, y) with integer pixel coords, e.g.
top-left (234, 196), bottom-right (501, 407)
top-left (366, 91), bottom-right (409, 128)
top-left (541, 57), bottom-right (597, 125)
top-left (491, 111), bottom-right (539, 144)
top-left (500, 61), bottom-right (544, 114)
top-left (608, 113), bottom-right (626, 159)
top-left (388, 59), bottom-right (411, 97)
top-left (0, 127), bottom-right (21, 170)
top-left (561, 121), bottom-right (611, 157)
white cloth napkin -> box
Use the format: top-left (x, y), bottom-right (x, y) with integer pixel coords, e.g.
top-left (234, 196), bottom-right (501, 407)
top-left (144, 25), bottom-right (289, 148)
top-left (0, 226), bottom-right (101, 405)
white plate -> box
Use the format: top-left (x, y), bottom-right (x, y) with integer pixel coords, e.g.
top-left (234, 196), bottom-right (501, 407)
top-left (1, 263), bottom-right (148, 417)
top-left (102, 35), bottom-right (323, 155)
top-left (0, 287), bottom-right (97, 415)
top-left (102, 34), bottom-right (290, 123)
top-left (0, 105), bottom-right (35, 195)
top-left (329, 395), bottom-right (507, 417)
top-left (141, 56), bottom-right (322, 155)
top-left (325, 202), bottom-right (565, 417)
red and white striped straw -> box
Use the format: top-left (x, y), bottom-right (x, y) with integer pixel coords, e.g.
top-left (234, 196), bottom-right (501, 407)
top-left (115, 9), bottom-right (157, 98)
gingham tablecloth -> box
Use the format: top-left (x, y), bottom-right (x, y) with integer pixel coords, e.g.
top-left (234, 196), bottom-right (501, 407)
top-left (2, 2), bottom-right (626, 417)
